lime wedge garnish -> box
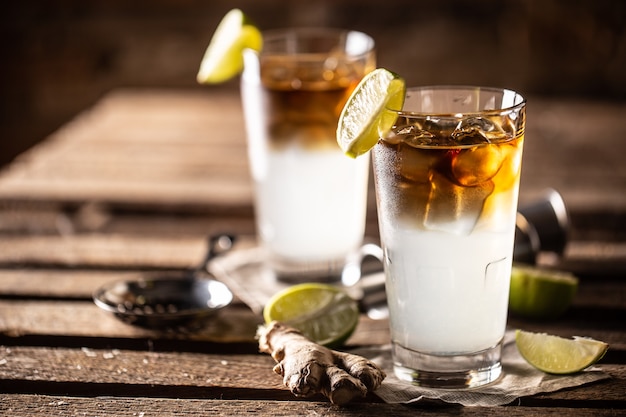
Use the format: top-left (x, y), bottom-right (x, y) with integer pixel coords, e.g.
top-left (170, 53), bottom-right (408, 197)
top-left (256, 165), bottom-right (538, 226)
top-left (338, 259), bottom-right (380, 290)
top-left (515, 330), bottom-right (609, 374)
top-left (263, 283), bottom-right (359, 348)
top-left (509, 265), bottom-right (578, 319)
top-left (197, 9), bottom-right (262, 84)
top-left (336, 68), bottom-right (406, 158)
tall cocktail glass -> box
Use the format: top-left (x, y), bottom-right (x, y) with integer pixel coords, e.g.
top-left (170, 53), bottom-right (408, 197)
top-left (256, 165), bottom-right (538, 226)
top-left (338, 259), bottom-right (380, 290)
top-left (241, 28), bottom-right (375, 280)
top-left (372, 86), bottom-right (526, 388)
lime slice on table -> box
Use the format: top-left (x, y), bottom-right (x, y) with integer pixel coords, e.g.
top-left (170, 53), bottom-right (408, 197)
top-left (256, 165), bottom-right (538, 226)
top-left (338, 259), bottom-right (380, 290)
top-left (263, 283), bottom-right (360, 348)
top-left (515, 330), bottom-right (609, 374)
top-left (337, 68), bottom-right (406, 158)
top-left (509, 264), bottom-right (578, 319)
top-left (197, 9), bottom-right (263, 84)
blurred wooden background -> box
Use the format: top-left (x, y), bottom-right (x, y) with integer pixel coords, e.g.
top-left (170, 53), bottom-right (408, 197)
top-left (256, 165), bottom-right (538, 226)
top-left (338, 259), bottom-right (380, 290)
top-left (1, 0), bottom-right (625, 167)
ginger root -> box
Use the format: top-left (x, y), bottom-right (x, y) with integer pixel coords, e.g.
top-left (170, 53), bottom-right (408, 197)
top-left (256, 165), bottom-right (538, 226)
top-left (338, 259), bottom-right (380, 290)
top-left (257, 321), bottom-right (386, 405)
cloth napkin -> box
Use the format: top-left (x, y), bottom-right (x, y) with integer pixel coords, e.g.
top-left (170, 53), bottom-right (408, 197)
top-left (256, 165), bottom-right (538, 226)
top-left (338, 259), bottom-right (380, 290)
top-left (209, 245), bottom-right (385, 314)
top-left (210, 247), bottom-right (610, 407)
top-left (352, 331), bottom-right (610, 406)
top-left (209, 246), bottom-right (288, 314)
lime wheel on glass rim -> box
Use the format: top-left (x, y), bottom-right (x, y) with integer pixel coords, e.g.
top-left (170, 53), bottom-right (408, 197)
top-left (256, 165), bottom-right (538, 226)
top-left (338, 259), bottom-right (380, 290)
top-left (336, 68), bottom-right (406, 158)
top-left (196, 8), bottom-right (262, 84)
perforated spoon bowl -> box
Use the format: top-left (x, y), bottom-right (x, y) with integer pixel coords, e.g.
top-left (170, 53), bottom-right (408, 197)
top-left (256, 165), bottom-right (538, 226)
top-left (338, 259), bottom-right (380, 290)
top-left (93, 234), bottom-right (235, 331)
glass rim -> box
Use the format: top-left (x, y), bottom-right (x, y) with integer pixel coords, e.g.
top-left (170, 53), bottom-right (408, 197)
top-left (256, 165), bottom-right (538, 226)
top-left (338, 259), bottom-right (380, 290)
top-left (259, 27), bottom-right (375, 59)
top-left (392, 85), bottom-right (526, 118)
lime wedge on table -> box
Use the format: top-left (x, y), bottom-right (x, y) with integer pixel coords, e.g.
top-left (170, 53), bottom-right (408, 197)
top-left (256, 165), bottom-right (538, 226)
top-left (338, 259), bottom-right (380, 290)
top-left (509, 265), bottom-right (578, 319)
top-left (337, 68), bottom-right (406, 158)
top-left (197, 9), bottom-right (262, 84)
top-left (263, 283), bottom-right (359, 348)
top-left (515, 330), bottom-right (608, 374)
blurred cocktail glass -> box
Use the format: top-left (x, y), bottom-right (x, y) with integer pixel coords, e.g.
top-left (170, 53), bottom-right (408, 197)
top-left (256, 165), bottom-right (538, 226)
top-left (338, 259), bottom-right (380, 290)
top-left (372, 86), bottom-right (526, 388)
top-left (241, 28), bottom-right (375, 280)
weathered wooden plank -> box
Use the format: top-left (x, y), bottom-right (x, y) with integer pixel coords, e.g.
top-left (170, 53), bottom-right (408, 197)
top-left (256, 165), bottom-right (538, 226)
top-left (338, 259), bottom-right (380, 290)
top-left (21, 142), bottom-right (250, 182)
top-left (0, 200), bottom-right (256, 236)
top-left (559, 241), bottom-right (626, 277)
top-left (1, 232), bottom-right (624, 278)
top-left (0, 298), bottom-right (623, 352)
top-left (0, 301), bottom-right (262, 345)
top-left (0, 271), bottom-right (623, 352)
top-left (0, 266), bottom-right (622, 309)
top-left (0, 250), bottom-right (623, 348)
top-left (0, 235), bottom-right (206, 269)
top-left (0, 295), bottom-right (622, 353)
top-left (0, 343), bottom-right (613, 383)
top-left (89, 89), bottom-right (248, 138)
top-left (2, 395), bottom-right (622, 417)
top-left (0, 269), bottom-right (246, 301)
top-left (13, 90), bottom-right (247, 150)
top-left (0, 175), bottom-right (253, 208)
top-left (0, 202), bottom-right (66, 235)
top-left (0, 89), bottom-right (253, 208)
top-left (0, 300), bottom-right (388, 348)
top-left (0, 346), bottom-right (624, 406)
top-left (0, 270), bottom-right (150, 299)
top-left (0, 346), bottom-right (280, 391)
top-left (99, 214), bottom-right (258, 237)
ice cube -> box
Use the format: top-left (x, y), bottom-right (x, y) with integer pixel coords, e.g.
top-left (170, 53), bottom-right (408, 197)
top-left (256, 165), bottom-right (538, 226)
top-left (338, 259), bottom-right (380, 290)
top-left (398, 145), bottom-right (438, 184)
top-left (491, 140), bottom-right (523, 192)
top-left (387, 122), bottom-right (436, 146)
top-left (424, 171), bottom-right (494, 235)
top-left (450, 144), bottom-right (503, 186)
top-left (374, 141), bottom-right (432, 227)
top-left (451, 116), bottom-right (510, 145)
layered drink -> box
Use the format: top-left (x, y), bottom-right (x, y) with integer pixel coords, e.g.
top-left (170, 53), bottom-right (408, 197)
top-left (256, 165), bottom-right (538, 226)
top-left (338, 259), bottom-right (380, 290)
top-left (372, 86), bottom-right (526, 387)
top-left (241, 29), bottom-right (375, 278)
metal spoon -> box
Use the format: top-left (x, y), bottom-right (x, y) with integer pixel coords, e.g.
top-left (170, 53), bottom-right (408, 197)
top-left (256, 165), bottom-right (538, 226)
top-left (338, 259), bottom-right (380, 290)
top-left (93, 234), bottom-right (235, 331)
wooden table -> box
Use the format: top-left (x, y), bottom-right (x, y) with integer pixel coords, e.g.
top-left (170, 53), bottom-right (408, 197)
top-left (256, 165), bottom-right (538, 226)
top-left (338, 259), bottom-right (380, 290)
top-left (0, 89), bottom-right (624, 416)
